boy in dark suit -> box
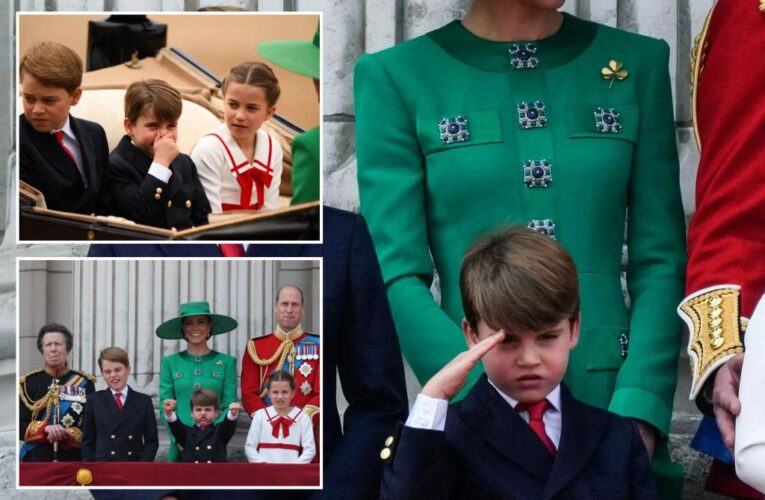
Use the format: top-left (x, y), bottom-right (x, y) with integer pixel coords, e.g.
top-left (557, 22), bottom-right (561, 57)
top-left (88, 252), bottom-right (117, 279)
top-left (163, 388), bottom-right (240, 463)
top-left (109, 78), bottom-right (211, 230)
top-left (19, 41), bottom-right (110, 215)
top-left (382, 227), bottom-right (658, 499)
top-left (82, 347), bottom-right (158, 462)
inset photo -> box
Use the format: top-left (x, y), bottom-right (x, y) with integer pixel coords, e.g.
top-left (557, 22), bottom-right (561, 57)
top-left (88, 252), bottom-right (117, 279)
top-left (17, 11), bottom-right (321, 243)
top-left (17, 258), bottom-right (321, 488)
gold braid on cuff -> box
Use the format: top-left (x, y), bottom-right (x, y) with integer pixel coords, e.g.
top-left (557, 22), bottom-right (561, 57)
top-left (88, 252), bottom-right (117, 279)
top-left (678, 285), bottom-right (745, 399)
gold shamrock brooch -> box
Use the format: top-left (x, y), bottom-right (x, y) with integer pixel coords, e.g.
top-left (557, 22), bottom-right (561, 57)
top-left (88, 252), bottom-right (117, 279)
top-left (601, 60), bottom-right (629, 89)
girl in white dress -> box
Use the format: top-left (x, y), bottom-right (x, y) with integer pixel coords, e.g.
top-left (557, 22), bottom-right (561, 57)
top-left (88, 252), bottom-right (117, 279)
top-left (245, 370), bottom-right (315, 464)
top-left (191, 62), bottom-right (283, 213)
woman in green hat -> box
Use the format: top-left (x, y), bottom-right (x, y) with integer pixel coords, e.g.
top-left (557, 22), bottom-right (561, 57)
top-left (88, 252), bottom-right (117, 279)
top-left (157, 301), bottom-right (238, 462)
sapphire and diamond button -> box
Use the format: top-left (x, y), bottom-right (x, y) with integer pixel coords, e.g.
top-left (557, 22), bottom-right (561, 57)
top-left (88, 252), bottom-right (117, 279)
top-left (528, 219), bottom-right (556, 239)
top-left (594, 107), bottom-right (622, 133)
top-left (509, 43), bottom-right (539, 69)
top-left (523, 160), bottom-right (552, 188)
top-left (438, 116), bottom-right (470, 144)
top-left (517, 101), bottom-right (547, 129)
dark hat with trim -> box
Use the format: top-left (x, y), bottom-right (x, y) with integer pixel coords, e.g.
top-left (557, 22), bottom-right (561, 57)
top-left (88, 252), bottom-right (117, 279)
top-left (257, 23), bottom-right (319, 80)
top-left (156, 301), bottom-right (238, 340)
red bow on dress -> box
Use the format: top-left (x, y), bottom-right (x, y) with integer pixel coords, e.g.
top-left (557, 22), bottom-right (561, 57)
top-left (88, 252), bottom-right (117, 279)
top-left (270, 416), bottom-right (294, 438)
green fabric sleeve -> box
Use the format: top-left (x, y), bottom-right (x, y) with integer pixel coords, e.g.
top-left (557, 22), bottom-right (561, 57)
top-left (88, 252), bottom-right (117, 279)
top-left (608, 39), bottom-right (687, 436)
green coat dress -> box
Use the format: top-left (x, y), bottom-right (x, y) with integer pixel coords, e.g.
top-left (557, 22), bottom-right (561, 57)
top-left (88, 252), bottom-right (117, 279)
top-left (159, 350), bottom-right (237, 462)
top-left (356, 13), bottom-right (686, 496)
top-left (290, 126), bottom-right (320, 205)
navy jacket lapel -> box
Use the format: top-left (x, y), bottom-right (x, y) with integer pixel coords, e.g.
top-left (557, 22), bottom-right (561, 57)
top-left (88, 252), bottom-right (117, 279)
top-left (70, 116), bottom-right (98, 206)
top-left (543, 385), bottom-right (607, 498)
top-left (460, 376), bottom-right (554, 481)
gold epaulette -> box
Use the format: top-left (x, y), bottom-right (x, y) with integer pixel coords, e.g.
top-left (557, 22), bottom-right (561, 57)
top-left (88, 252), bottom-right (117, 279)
top-left (303, 404), bottom-right (320, 417)
top-left (18, 368), bottom-right (44, 385)
top-left (678, 285), bottom-right (745, 399)
top-left (70, 369), bottom-right (96, 384)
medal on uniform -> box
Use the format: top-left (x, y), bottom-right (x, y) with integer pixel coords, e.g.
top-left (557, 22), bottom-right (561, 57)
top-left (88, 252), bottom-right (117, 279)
top-left (299, 363), bottom-right (313, 377)
top-left (300, 381), bottom-right (312, 395)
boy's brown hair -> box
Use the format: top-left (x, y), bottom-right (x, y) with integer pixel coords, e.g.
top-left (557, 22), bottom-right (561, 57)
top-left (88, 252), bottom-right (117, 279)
top-left (19, 41), bottom-right (83, 94)
top-left (124, 79), bottom-right (182, 124)
top-left (460, 226), bottom-right (580, 332)
top-left (221, 61), bottom-right (281, 106)
top-left (267, 369), bottom-right (296, 391)
top-left (98, 346), bottom-right (130, 370)
top-left (190, 388), bottom-right (219, 409)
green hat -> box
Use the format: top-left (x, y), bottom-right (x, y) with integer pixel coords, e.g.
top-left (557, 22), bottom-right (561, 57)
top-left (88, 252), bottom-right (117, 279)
top-left (257, 23), bottom-right (319, 80)
top-left (155, 301), bottom-right (238, 340)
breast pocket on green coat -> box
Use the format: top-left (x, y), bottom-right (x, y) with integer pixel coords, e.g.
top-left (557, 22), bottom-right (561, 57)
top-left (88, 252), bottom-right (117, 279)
top-left (416, 109), bottom-right (502, 156)
top-left (563, 104), bottom-right (639, 194)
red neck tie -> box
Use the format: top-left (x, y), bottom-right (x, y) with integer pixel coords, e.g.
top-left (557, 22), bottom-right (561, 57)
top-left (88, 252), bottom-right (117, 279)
top-left (219, 244), bottom-right (245, 257)
top-left (54, 130), bottom-right (77, 165)
top-left (271, 416), bottom-right (294, 438)
top-left (516, 400), bottom-right (556, 455)
top-left (114, 391), bottom-right (123, 411)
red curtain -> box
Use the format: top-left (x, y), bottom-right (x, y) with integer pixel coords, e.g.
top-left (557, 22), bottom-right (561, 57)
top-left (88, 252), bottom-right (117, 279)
top-left (20, 462), bottom-right (319, 487)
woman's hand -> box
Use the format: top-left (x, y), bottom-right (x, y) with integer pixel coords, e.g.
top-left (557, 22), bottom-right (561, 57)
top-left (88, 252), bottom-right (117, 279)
top-left (421, 331), bottom-right (505, 400)
top-left (44, 424), bottom-right (66, 442)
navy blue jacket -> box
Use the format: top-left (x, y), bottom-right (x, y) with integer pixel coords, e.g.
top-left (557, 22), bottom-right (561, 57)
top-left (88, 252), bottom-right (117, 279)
top-left (88, 206), bottom-right (409, 499)
top-left (108, 135), bottom-right (211, 230)
top-left (382, 376), bottom-right (658, 500)
top-left (168, 416), bottom-right (237, 463)
top-left (20, 113), bottom-right (110, 215)
top-left (81, 386), bottom-right (158, 462)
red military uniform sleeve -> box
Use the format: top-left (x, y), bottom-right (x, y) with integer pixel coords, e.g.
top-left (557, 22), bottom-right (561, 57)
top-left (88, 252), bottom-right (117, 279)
top-left (680, 0), bottom-right (765, 400)
top-left (241, 339), bottom-right (268, 417)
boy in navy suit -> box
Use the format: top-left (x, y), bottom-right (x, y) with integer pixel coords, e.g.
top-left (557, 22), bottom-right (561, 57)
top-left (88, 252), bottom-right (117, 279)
top-left (382, 227), bottom-right (658, 499)
top-left (82, 347), bottom-right (158, 462)
top-left (164, 388), bottom-right (240, 463)
top-left (109, 79), bottom-right (211, 230)
top-left (19, 41), bottom-right (110, 215)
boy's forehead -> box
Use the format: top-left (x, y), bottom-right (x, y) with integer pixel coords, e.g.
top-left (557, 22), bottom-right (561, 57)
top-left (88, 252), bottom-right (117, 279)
top-left (20, 74), bottom-right (72, 96)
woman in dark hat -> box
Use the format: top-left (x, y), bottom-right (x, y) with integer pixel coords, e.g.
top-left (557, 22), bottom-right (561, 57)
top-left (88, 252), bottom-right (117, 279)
top-left (19, 323), bottom-right (96, 461)
top-left (157, 301), bottom-right (238, 462)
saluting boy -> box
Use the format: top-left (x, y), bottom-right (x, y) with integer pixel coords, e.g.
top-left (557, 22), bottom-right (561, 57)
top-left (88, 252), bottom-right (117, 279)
top-left (81, 347), bottom-right (158, 462)
top-left (164, 388), bottom-right (240, 463)
top-left (19, 41), bottom-right (110, 215)
top-left (381, 227), bottom-right (658, 499)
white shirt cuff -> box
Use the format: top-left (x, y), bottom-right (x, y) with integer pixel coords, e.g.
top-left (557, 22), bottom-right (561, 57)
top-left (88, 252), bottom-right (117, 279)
top-left (149, 162), bottom-right (172, 182)
top-left (405, 393), bottom-right (448, 431)
top-left (227, 410), bottom-right (237, 420)
top-left (166, 411), bottom-right (177, 423)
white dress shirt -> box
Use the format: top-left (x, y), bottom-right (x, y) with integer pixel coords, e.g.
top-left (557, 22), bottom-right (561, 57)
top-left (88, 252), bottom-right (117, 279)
top-left (51, 116), bottom-right (85, 183)
top-left (406, 381), bottom-right (562, 449)
top-left (110, 385), bottom-right (129, 407)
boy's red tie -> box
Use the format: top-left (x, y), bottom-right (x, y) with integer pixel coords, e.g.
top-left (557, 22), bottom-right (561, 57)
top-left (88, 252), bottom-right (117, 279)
top-left (219, 244), bottom-right (245, 257)
top-left (516, 399), bottom-right (556, 455)
top-left (114, 391), bottom-right (123, 411)
top-left (54, 130), bottom-right (76, 165)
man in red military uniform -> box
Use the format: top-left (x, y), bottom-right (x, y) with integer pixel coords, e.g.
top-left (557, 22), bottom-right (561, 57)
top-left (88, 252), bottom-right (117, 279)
top-left (241, 285), bottom-right (320, 424)
top-left (678, 1), bottom-right (765, 496)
